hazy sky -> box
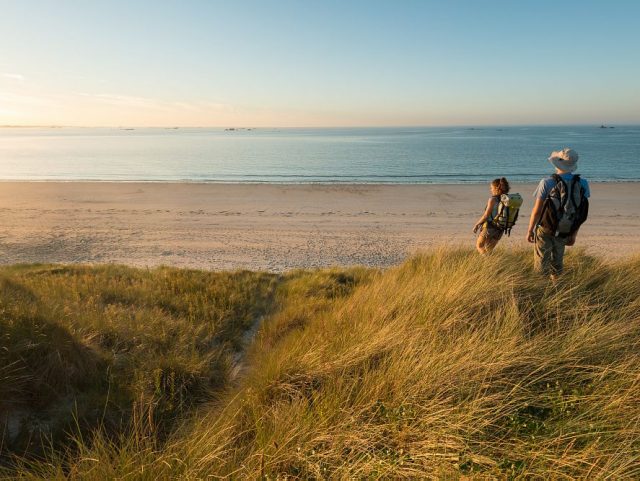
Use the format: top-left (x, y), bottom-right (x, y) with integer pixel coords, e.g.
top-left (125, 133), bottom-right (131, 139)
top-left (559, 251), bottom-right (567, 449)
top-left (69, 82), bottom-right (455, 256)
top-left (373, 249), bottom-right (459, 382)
top-left (1, 0), bottom-right (639, 127)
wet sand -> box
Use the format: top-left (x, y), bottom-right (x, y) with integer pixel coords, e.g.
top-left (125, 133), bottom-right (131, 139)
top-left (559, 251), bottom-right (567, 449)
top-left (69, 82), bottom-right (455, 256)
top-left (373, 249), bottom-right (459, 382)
top-left (0, 182), bottom-right (637, 271)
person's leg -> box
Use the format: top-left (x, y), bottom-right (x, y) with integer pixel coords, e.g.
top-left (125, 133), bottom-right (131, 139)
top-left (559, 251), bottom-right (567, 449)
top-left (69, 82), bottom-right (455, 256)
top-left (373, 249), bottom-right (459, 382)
top-left (476, 231), bottom-right (487, 254)
top-left (484, 228), bottom-right (503, 254)
top-left (550, 237), bottom-right (567, 277)
top-left (484, 237), bottom-right (500, 254)
top-left (476, 225), bottom-right (493, 254)
top-left (534, 227), bottom-right (553, 275)
top-left (477, 226), bottom-right (502, 255)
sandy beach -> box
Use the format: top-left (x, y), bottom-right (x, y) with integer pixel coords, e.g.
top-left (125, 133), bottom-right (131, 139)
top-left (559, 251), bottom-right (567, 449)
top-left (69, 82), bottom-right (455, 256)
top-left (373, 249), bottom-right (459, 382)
top-left (0, 182), bottom-right (638, 271)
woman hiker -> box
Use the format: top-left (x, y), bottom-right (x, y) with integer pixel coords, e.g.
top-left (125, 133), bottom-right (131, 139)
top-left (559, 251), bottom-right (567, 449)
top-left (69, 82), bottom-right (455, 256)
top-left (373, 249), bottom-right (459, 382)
top-left (473, 177), bottom-right (511, 255)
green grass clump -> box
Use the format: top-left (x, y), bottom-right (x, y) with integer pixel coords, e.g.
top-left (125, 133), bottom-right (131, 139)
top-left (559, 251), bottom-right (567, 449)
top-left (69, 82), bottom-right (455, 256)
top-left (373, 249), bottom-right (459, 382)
top-left (2, 249), bottom-right (640, 479)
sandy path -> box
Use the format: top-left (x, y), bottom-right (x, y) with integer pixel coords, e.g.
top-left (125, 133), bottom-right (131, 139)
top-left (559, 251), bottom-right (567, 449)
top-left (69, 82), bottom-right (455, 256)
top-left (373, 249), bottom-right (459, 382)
top-left (0, 182), bottom-right (637, 271)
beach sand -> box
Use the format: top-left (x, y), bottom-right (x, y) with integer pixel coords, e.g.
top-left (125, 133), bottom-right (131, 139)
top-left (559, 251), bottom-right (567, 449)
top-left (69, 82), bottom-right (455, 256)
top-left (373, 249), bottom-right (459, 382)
top-left (0, 182), bottom-right (637, 271)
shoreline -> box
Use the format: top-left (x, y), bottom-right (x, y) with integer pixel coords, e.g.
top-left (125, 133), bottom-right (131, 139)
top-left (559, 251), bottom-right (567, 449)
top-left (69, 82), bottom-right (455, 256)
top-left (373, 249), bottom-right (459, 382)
top-left (1, 182), bottom-right (638, 271)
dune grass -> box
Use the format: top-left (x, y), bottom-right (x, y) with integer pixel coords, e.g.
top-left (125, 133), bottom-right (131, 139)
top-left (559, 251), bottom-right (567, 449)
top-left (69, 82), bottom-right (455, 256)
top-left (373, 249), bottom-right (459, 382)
top-left (2, 249), bottom-right (640, 479)
top-left (0, 264), bottom-right (278, 458)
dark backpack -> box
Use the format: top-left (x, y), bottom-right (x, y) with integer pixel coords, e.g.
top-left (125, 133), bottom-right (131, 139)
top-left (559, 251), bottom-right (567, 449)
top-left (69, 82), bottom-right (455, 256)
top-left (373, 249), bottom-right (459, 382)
top-left (538, 174), bottom-right (589, 237)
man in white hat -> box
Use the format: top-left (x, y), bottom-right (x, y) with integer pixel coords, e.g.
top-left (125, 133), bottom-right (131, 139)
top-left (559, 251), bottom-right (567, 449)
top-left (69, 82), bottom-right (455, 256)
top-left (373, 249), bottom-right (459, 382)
top-left (526, 148), bottom-right (590, 280)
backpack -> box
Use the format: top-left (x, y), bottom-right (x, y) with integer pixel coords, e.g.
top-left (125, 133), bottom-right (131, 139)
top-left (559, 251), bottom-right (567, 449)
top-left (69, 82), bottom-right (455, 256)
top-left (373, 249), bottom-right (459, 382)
top-left (538, 174), bottom-right (589, 237)
top-left (491, 193), bottom-right (523, 236)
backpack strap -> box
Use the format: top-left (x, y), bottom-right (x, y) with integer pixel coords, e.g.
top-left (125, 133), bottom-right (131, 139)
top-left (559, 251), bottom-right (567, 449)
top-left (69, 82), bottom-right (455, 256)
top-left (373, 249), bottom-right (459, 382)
top-left (550, 175), bottom-right (571, 226)
top-left (503, 205), bottom-right (509, 234)
top-left (509, 208), bottom-right (519, 236)
top-left (569, 175), bottom-right (581, 213)
top-left (572, 175), bottom-right (583, 195)
top-left (488, 195), bottom-right (501, 223)
top-left (548, 174), bottom-right (564, 203)
top-left (535, 175), bottom-right (561, 230)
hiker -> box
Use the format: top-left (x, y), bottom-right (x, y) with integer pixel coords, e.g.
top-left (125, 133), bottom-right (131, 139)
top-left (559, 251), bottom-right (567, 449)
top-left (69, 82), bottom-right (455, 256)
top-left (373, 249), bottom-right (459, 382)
top-left (473, 177), bottom-right (521, 254)
top-left (526, 148), bottom-right (590, 280)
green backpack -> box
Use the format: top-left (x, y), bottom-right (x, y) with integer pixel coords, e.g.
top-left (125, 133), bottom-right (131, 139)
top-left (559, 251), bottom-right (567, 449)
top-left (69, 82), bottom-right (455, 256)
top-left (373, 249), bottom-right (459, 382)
top-left (491, 193), bottom-right (523, 236)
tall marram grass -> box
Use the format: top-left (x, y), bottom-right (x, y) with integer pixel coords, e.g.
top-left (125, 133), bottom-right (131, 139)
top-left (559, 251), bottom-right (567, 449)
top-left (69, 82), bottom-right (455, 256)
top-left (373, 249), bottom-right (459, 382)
top-left (0, 264), bottom-right (277, 458)
top-left (2, 249), bottom-right (640, 479)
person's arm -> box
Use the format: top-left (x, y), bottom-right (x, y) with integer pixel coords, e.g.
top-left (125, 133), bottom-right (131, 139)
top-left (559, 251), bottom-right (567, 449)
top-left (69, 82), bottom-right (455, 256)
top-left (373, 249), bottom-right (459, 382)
top-left (527, 198), bottom-right (544, 243)
top-left (473, 198), bottom-right (498, 233)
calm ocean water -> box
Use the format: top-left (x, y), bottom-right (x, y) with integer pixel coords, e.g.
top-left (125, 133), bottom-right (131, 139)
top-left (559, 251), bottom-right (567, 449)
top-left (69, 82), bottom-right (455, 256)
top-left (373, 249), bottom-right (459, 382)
top-left (1, 126), bottom-right (639, 183)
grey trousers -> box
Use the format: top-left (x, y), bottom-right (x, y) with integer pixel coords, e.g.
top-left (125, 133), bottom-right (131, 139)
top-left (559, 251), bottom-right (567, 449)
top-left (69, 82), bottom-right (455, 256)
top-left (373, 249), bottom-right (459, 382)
top-left (534, 226), bottom-right (568, 275)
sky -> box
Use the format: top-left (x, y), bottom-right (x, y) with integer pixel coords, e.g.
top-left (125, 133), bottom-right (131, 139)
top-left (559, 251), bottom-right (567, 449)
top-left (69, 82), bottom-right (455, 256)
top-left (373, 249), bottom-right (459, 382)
top-left (1, 0), bottom-right (639, 127)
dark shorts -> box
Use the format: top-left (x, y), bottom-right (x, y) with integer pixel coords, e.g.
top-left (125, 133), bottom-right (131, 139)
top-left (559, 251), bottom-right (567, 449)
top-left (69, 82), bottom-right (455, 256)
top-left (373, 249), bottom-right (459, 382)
top-left (480, 223), bottom-right (504, 242)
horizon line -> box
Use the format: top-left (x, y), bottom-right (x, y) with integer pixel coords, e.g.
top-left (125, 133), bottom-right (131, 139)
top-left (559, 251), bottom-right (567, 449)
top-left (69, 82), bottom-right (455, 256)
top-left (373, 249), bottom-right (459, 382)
top-left (1, 122), bottom-right (636, 130)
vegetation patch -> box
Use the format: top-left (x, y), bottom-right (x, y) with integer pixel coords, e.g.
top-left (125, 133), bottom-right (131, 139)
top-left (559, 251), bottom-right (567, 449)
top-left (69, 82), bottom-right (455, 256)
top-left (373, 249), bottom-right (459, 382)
top-left (0, 265), bottom-right (277, 458)
top-left (2, 250), bottom-right (640, 479)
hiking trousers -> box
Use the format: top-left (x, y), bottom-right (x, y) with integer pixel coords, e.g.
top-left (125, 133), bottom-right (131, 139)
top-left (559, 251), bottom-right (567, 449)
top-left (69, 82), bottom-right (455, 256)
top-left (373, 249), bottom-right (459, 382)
top-left (534, 226), bottom-right (568, 275)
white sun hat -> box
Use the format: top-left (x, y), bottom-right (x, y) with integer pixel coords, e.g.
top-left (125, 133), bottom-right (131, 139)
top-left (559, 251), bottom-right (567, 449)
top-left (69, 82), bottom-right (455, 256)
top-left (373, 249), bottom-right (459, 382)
top-left (548, 148), bottom-right (579, 173)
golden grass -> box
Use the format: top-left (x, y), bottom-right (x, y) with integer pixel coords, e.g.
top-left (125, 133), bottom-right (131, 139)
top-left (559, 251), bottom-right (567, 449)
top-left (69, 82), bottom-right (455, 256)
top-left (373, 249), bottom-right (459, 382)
top-left (2, 249), bottom-right (640, 479)
top-left (0, 265), bottom-right (278, 458)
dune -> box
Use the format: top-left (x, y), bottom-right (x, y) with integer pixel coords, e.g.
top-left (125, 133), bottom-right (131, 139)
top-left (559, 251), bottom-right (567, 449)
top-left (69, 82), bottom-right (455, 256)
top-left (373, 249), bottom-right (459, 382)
top-left (2, 249), bottom-right (639, 478)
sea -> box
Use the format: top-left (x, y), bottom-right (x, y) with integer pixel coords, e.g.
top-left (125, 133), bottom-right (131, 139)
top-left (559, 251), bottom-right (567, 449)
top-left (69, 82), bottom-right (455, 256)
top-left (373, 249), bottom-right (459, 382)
top-left (1, 126), bottom-right (639, 183)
